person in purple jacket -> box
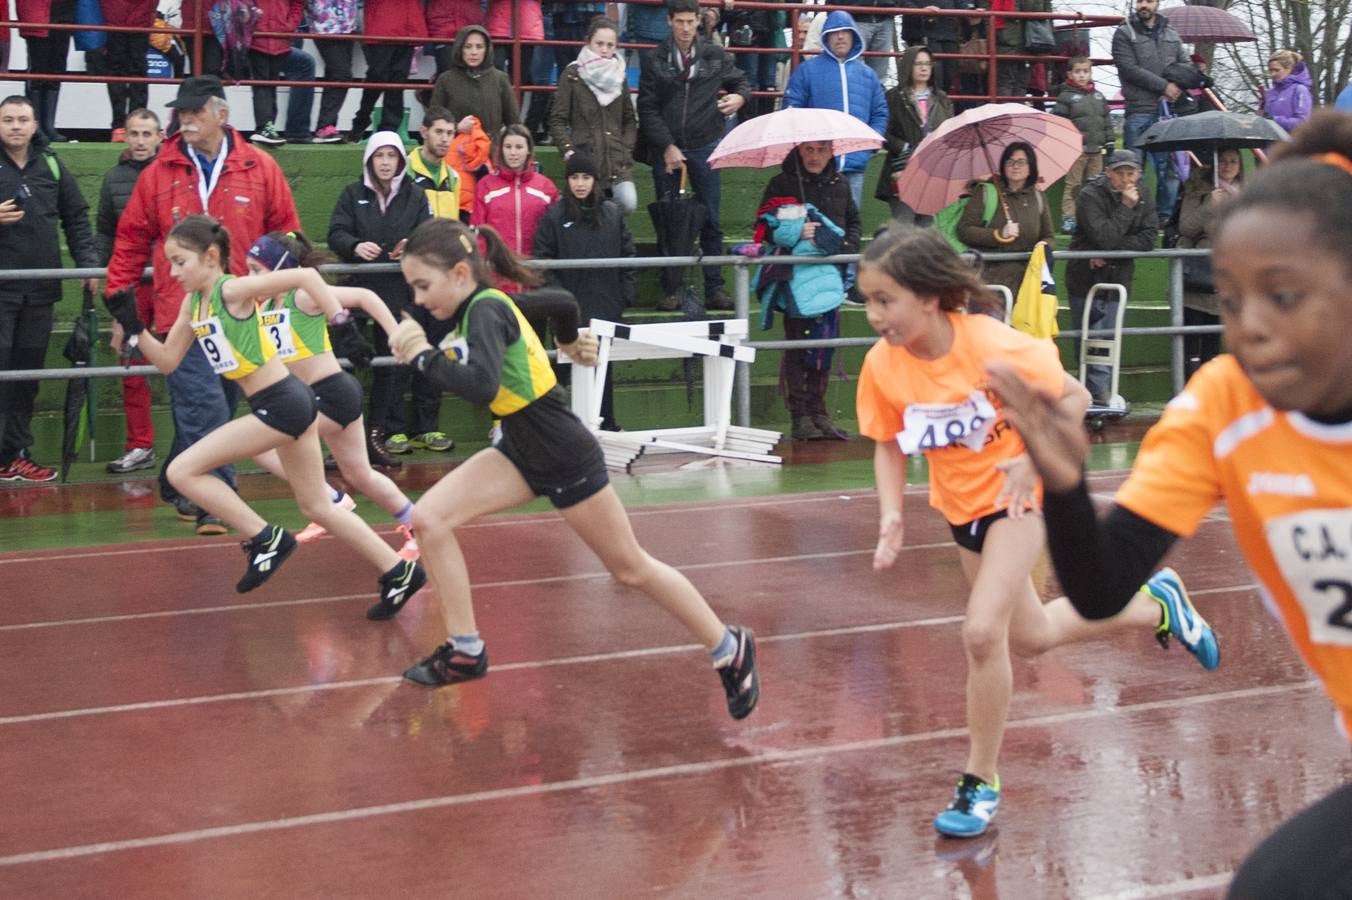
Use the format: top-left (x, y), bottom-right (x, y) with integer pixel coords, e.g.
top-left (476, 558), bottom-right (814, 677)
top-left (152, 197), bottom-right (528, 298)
top-left (1264, 49), bottom-right (1314, 133)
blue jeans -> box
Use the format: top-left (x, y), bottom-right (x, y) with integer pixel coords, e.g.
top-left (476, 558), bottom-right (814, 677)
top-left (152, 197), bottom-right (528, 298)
top-left (159, 340), bottom-right (241, 505)
top-left (1124, 111), bottom-right (1178, 220)
top-left (853, 18), bottom-right (895, 84)
top-left (280, 48), bottom-right (316, 140)
top-left (651, 139), bottom-right (725, 295)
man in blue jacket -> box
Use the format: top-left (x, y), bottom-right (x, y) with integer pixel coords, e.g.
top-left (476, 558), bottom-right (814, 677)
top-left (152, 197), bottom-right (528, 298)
top-left (780, 10), bottom-right (888, 216)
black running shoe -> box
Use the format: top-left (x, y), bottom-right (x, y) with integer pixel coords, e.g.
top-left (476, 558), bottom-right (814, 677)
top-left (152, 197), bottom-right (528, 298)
top-left (717, 626), bottom-right (760, 720)
top-left (403, 642), bottom-right (489, 686)
top-left (236, 525), bottom-right (296, 593)
top-left (366, 559), bottom-right (427, 620)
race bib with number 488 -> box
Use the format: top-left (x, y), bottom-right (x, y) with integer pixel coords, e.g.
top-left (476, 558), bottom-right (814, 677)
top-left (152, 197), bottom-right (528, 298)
top-left (896, 390), bottom-right (998, 456)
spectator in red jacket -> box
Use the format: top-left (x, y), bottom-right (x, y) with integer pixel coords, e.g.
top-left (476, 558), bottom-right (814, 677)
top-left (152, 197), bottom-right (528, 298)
top-left (92, 0), bottom-right (157, 141)
top-left (247, 0), bottom-right (305, 146)
top-left (473, 123), bottom-right (558, 290)
top-left (348, 0), bottom-right (427, 141)
top-left (425, 0), bottom-right (481, 74)
top-left (105, 76), bottom-right (301, 534)
top-left (16, 0), bottom-right (73, 141)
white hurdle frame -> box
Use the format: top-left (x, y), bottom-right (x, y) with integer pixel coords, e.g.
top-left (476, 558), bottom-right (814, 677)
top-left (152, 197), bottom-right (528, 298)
top-left (560, 319), bottom-right (782, 470)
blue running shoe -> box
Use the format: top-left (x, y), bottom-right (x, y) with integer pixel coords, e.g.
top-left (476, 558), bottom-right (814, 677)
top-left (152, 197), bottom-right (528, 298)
top-left (935, 773), bottom-right (1000, 838)
top-left (1145, 567), bottom-right (1221, 671)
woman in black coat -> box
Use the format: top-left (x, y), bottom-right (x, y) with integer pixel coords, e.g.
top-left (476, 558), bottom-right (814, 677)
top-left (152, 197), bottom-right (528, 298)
top-left (531, 152), bottom-right (636, 430)
top-left (327, 131), bottom-right (434, 463)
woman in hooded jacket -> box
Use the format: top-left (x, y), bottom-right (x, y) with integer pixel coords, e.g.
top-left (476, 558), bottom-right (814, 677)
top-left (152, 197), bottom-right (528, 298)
top-left (430, 24), bottom-right (519, 142)
top-left (549, 16), bottom-right (639, 214)
top-left (327, 131), bottom-right (433, 467)
top-left (532, 152), bottom-right (636, 431)
top-left (1264, 49), bottom-right (1314, 133)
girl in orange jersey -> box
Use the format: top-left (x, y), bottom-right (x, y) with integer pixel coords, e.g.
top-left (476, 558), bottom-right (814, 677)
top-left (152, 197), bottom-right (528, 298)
top-left (855, 227), bottom-right (1219, 840)
top-left (987, 110), bottom-right (1352, 895)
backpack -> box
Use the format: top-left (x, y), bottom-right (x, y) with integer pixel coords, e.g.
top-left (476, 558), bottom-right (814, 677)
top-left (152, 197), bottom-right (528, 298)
top-left (934, 182), bottom-right (999, 254)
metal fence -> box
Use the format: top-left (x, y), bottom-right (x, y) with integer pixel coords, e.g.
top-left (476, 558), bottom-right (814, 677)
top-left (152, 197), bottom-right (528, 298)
top-left (0, 247), bottom-right (1215, 429)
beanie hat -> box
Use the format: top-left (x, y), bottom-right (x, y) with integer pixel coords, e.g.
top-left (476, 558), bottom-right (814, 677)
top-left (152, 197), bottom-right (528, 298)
top-left (565, 152), bottom-right (599, 179)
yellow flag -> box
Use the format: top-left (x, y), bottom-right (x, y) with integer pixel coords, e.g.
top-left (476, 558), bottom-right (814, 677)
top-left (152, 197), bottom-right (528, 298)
top-left (1011, 241), bottom-right (1059, 340)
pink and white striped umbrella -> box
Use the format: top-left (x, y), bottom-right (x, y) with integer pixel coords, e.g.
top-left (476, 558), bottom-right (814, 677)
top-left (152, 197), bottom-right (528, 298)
top-left (894, 104), bottom-right (1086, 215)
top-left (708, 107), bottom-right (883, 170)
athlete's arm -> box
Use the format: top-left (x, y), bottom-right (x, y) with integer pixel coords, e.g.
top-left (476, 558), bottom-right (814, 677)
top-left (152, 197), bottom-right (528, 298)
top-left (334, 287), bottom-right (399, 337)
top-left (409, 300), bottom-right (513, 406)
top-left (134, 298), bottom-right (196, 374)
top-left (1043, 481), bottom-right (1178, 619)
top-left (872, 440), bottom-right (908, 572)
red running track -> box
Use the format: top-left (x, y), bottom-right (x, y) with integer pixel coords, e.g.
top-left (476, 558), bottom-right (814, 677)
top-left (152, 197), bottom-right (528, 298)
top-left (1, 474), bottom-right (1347, 897)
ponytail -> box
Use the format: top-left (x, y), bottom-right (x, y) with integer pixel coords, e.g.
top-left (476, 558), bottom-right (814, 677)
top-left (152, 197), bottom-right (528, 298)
top-left (403, 218), bottom-right (543, 289)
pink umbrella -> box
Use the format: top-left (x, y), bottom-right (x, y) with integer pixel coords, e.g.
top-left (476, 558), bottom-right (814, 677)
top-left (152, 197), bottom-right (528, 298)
top-left (708, 107), bottom-right (883, 169)
top-left (1161, 4), bottom-right (1256, 43)
top-left (894, 103), bottom-right (1085, 215)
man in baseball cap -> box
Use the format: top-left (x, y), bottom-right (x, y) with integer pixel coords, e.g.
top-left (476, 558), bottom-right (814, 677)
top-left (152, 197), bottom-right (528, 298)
top-left (165, 75), bottom-right (228, 110)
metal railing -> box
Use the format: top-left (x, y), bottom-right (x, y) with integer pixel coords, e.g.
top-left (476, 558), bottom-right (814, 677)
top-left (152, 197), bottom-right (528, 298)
top-left (2, 247), bottom-right (1216, 430)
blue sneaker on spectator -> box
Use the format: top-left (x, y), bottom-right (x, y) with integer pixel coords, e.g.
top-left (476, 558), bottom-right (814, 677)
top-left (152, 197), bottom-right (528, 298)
top-left (935, 773), bottom-right (1000, 838)
top-left (1145, 567), bottom-right (1220, 670)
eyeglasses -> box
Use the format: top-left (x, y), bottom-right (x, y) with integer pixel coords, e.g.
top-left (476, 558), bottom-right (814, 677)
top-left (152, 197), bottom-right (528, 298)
top-left (1005, 159), bottom-right (1030, 168)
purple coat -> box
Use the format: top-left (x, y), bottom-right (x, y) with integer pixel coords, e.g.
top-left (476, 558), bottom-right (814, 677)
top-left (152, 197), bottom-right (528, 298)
top-left (1264, 62), bottom-right (1314, 132)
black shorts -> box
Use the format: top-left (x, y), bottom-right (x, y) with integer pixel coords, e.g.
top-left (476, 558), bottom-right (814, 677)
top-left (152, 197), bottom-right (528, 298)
top-left (310, 370), bottom-right (363, 428)
top-left (950, 509), bottom-right (1010, 554)
top-left (248, 373), bottom-right (318, 439)
top-left (496, 431), bottom-right (610, 509)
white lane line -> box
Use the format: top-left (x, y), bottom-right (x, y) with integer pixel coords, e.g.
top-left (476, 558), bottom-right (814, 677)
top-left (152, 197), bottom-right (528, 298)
top-left (0, 583), bottom-right (1259, 726)
top-left (1090, 873), bottom-right (1236, 899)
top-left (0, 681), bottom-right (1312, 868)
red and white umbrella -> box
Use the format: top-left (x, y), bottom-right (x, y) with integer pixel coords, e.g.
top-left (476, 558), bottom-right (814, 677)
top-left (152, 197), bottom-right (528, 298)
top-left (708, 107), bottom-right (883, 170)
top-left (894, 104), bottom-right (1085, 215)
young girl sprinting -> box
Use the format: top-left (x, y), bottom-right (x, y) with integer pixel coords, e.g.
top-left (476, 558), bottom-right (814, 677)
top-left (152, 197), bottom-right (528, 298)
top-left (386, 217), bottom-right (760, 721)
top-left (854, 226), bottom-right (1219, 838)
top-left (244, 231), bottom-right (420, 569)
top-left (104, 215), bottom-right (426, 617)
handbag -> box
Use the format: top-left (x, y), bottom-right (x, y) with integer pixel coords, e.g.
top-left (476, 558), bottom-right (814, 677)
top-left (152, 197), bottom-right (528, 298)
top-left (959, 36), bottom-right (987, 75)
top-left (74, 0), bottom-right (107, 52)
top-left (1023, 19), bottom-right (1056, 54)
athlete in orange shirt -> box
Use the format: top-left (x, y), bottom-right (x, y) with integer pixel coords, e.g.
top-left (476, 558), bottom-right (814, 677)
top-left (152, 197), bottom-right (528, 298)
top-left (856, 227), bottom-right (1219, 840)
top-left (987, 111), bottom-right (1352, 895)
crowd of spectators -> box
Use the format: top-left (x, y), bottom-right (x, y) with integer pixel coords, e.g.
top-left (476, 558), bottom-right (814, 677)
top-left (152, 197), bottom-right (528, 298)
top-left (0, 1), bottom-right (1339, 484)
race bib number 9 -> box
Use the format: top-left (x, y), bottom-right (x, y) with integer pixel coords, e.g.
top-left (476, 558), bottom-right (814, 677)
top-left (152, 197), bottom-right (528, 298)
top-left (896, 391), bottom-right (998, 456)
top-left (1267, 509), bottom-right (1352, 647)
top-left (258, 309), bottom-right (297, 360)
top-left (192, 316), bottom-right (240, 375)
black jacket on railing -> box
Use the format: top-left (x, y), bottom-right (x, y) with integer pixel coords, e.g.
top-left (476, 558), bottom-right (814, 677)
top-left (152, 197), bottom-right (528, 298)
top-left (0, 137), bottom-right (99, 305)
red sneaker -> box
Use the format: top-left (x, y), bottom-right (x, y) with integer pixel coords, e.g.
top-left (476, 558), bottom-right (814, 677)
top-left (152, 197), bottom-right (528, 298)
top-left (0, 456), bottom-right (57, 483)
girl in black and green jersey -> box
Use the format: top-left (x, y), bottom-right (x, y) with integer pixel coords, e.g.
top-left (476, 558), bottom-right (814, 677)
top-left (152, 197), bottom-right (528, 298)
top-left (104, 215), bottom-right (426, 617)
top-left (388, 217), bottom-right (761, 721)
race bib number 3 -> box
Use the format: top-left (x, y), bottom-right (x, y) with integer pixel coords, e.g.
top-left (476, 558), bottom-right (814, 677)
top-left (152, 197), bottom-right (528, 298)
top-left (192, 316), bottom-right (240, 375)
top-left (896, 391), bottom-right (998, 456)
top-left (1267, 509), bottom-right (1352, 647)
top-left (258, 309), bottom-right (297, 360)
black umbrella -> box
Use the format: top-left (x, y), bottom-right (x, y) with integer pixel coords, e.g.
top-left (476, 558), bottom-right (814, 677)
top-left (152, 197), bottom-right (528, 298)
top-left (1138, 111), bottom-right (1288, 154)
top-left (60, 287), bottom-right (98, 483)
top-left (647, 164), bottom-right (708, 297)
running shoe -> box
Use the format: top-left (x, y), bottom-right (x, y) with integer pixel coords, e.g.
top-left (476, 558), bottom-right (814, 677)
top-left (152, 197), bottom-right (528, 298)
top-left (196, 514), bottom-right (228, 536)
top-left (311, 124), bottom-right (343, 143)
top-left (410, 431), bottom-right (454, 452)
top-left (236, 525), bottom-right (296, 593)
top-left (716, 626), bottom-right (760, 720)
top-left (935, 773), bottom-right (1001, 838)
top-left (384, 432), bottom-right (413, 455)
top-left (295, 492), bottom-right (357, 544)
top-left (396, 524), bottom-right (420, 561)
top-left (173, 497), bottom-right (202, 522)
top-left (367, 559), bottom-right (427, 620)
top-left (1145, 567), bottom-right (1221, 671)
top-left (250, 123), bottom-right (286, 146)
top-left (106, 446), bottom-right (156, 473)
top-left (403, 641), bottom-right (489, 686)
top-left (0, 454), bottom-right (57, 483)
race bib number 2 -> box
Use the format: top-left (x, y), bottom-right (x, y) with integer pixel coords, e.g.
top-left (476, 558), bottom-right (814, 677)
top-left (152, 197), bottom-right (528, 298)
top-left (896, 391), bottom-right (998, 456)
top-left (1267, 509), bottom-right (1352, 647)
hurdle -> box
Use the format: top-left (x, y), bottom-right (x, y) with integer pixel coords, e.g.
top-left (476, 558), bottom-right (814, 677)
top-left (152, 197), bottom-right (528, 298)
top-left (560, 319), bottom-right (782, 470)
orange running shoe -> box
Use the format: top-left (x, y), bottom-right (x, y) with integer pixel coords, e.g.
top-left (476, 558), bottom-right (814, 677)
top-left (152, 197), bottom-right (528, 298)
top-left (295, 492), bottom-right (357, 544)
top-left (396, 524), bottom-right (420, 561)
